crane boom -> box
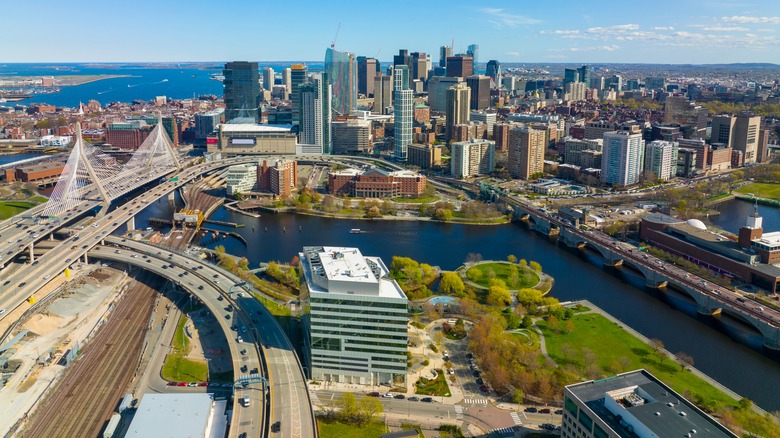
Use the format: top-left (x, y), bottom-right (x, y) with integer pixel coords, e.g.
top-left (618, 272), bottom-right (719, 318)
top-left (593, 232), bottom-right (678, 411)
top-left (331, 22), bottom-right (341, 49)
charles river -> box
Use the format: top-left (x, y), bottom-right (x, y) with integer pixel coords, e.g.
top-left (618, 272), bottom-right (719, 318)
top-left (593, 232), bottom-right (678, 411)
top-left (119, 192), bottom-right (780, 411)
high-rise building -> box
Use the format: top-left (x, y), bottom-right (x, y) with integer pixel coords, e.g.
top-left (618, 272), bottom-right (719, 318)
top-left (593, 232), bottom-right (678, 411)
top-left (223, 61), bottom-right (260, 123)
top-left (564, 82), bottom-right (587, 102)
top-left (663, 96), bottom-right (707, 138)
top-left (373, 75), bottom-right (392, 114)
top-left (577, 65), bottom-right (591, 87)
top-left (410, 52), bottom-right (428, 84)
top-left (563, 68), bottom-right (578, 84)
top-left (258, 159), bottom-right (298, 197)
top-left (466, 75), bottom-right (491, 110)
top-left (445, 82), bottom-right (471, 141)
top-left (393, 66), bottom-right (413, 161)
top-left (645, 76), bottom-right (666, 91)
top-left (300, 246), bottom-right (408, 386)
top-left (601, 131), bottom-right (645, 186)
top-left (493, 123), bottom-right (511, 151)
top-left (564, 137), bottom-right (603, 167)
top-left (262, 67), bottom-right (275, 91)
top-left (290, 64), bottom-right (309, 125)
top-left (732, 111), bottom-right (761, 164)
top-left (711, 114), bottom-right (735, 147)
top-left (446, 55), bottom-right (473, 78)
top-left (508, 126), bottom-right (546, 179)
top-left (563, 370), bottom-right (736, 438)
top-left (644, 140), bottom-right (677, 181)
top-left (407, 144), bottom-right (442, 169)
top-left (357, 56), bottom-right (377, 97)
top-left (466, 44), bottom-right (479, 71)
top-left (282, 68), bottom-right (292, 98)
top-left (485, 60), bottom-right (501, 88)
top-left (758, 129), bottom-right (770, 163)
top-left (298, 73), bottom-right (332, 154)
top-left (325, 48), bottom-right (357, 116)
top-left (450, 139), bottom-right (495, 178)
top-left (470, 111), bottom-right (496, 134)
top-left (331, 119), bottom-right (371, 155)
top-left (194, 109), bottom-right (223, 140)
top-left (439, 45), bottom-right (452, 68)
top-left (427, 76), bottom-right (463, 112)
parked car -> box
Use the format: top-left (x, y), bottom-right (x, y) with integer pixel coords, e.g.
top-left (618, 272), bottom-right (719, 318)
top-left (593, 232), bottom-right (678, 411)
top-left (524, 407), bottom-right (538, 413)
top-left (408, 396), bottom-right (420, 401)
top-left (539, 408), bottom-right (551, 414)
top-left (393, 394), bottom-right (405, 399)
top-left (383, 392), bottom-right (394, 398)
top-left (421, 397), bottom-right (433, 403)
top-left (368, 391), bottom-right (381, 397)
top-left (555, 409), bottom-right (563, 415)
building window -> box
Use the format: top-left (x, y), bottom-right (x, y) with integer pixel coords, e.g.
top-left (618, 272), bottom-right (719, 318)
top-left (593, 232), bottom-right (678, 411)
top-left (565, 397), bottom-right (579, 417)
top-left (578, 411), bottom-right (593, 432)
top-left (593, 424), bottom-right (608, 438)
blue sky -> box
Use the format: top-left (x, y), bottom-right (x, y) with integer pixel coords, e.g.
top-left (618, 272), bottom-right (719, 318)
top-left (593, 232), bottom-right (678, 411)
top-left (4, 0), bottom-right (780, 64)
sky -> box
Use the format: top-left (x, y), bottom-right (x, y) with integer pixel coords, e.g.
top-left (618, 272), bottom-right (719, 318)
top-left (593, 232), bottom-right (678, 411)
top-left (3, 0), bottom-right (780, 64)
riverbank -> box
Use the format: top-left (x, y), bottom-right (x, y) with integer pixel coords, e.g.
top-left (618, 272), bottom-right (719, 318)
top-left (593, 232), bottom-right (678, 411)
top-left (0, 74), bottom-right (133, 86)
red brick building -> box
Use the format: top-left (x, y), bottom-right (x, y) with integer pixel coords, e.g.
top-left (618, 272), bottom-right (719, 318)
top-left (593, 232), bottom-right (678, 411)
top-left (4, 161), bottom-right (65, 183)
top-left (257, 159), bottom-right (298, 197)
top-left (329, 168), bottom-right (426, 198)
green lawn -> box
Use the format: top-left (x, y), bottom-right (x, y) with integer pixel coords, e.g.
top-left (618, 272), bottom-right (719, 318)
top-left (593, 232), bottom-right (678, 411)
top-left (537, 314), bottom-right (736, 410)
top-left (161, 314), bottom-right (208, 382)
top-left (318, 419), bottom-right (386, 438)
top-left (734, 183), bottom-right (780, 201)
top-left (0, 200), bottom-right (39, 220)
top-left (392, 195), bottom-right (439, 204)
top-left (466, 262), bottom-right (539, 289)
top-left (414, 369), bottom-right (451, 396)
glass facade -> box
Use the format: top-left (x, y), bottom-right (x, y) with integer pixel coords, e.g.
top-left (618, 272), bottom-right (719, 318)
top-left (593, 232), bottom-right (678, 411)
top-left (325, 48), bottom-right (357, 116)
top-left (393, 65), bottom-right (412, 161)
top-left (222, 61), bottom-right (259, 123)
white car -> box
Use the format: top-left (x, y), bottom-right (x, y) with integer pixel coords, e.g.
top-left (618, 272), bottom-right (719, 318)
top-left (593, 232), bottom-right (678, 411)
top-left (383, 392), bottom-right (394, 398)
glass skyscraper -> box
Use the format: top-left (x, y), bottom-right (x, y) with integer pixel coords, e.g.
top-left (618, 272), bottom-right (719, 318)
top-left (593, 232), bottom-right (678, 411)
top-left (325, 48), bottom-right (357, 116)
top-left (222, 61), bottom-right (259, 123)
top-left (393, 66), bottom-right (412, 161)
top-left (298, 73), bottom-right (332, 154)
top-left (290, 64), bottom-right (308, 126)
top-left (467, 44), bottom-right (479, 71)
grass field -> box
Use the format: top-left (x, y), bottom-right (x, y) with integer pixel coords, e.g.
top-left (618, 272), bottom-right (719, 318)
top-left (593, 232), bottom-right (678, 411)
top-left (318, 419), bottom-right (386, 438)
top-left (537, 314), bottom-right (736, 409)
top-left (414, 369), bottom-right (451, 396)
top-left (734, 183), bottom-right (780, 201)
top-left (161, 314), bottom-right (208, 383)
top-left (0, 200), bottom-right (39, 220)
top-left (466, 262), bottom-right (539, 289)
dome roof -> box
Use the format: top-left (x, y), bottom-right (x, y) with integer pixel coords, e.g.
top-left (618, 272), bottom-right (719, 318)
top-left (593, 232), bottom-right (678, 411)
top-left (686, 218), bottom-right (707, 231)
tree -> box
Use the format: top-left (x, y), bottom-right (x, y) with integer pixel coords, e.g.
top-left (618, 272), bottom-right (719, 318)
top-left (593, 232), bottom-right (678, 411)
top-left (677, 352), bottom-right (694, 372)
top-left (507, 254), bottom-right (517, 264)
top-left (356, 396), bottom-right (383, 426)
top-left (519, 259), bottom-right (528, 269)
top-left (546, 315), bottom-right (560, 333)
top-left (487, 284), bottom-right (512, 307)
top-left (465, 252), bottom-right (483, 264)
top-left (439, 272), bottom-right (465, 296)
top-left (529, 261), bottom-right (542, 273)
top-left (334, 392), bottom-right (358, 423)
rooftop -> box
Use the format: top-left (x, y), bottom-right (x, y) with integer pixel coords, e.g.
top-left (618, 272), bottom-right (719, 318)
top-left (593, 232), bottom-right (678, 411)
top-left (567, 370), bottom-right (736, 438)
top-left (125, 393), bottom-right (222, 438)
top-left (220, 123), bottom-right (293, 133)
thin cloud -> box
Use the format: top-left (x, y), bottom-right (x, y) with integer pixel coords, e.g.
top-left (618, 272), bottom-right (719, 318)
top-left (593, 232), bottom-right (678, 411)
top-left (504, 51), bottom-right (521, 57)
top-left (702, 26), bottom-right (749, 31)
top-left (568, 45), bottom-right (621, 52)
top-left (653, 26), bottom-right (674, 31)
top-left (586, 24), bottom-right (640, 33)
top-left (540, 29), bottom-right (579, 35)
top-left (480, 8), bottom-right (542, 28)
top-left (722, 16), bottom-right (780, 24)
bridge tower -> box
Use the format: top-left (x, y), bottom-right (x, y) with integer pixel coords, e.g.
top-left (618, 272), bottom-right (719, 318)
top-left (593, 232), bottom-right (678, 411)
top-left (123, 112), bottom-right (182, 175)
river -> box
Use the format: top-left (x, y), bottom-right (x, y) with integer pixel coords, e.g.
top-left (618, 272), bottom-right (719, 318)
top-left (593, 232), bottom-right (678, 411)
top-left (131, 195), bottom-right (780, 411)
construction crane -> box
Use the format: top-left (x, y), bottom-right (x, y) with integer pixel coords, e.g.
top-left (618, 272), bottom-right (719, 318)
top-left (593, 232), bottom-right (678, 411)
top-left (331, 22), bottom-right (341, 49)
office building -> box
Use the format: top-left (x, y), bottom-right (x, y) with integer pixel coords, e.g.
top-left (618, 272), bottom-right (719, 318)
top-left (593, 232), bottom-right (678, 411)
top-left (485, 60), bottom-right (501, 88)
top-left (373, 75), bottom-right (392, 114)
top-left (466, 44), bottom-right (479, 70)
top-left (732, 111), bottom-right (761, 164)
top-left (328, 168), bottom-right (426, 198)
top-left (212, 124), bottom-right (297, 156)
top-left (446, 83), bottom-right (471, 142)
top-left (470, 111), bottom-right (496, 134)
top-left (450, 139), bottom-right (495, 178)
top-left (331, 119), bottom-right (371, 155)
top-left (194, 110), bottom-right (223, 140)
top-left (564, 137), bottom-right (603, 167)
top-left (298, 73), bottom-right (332, 154)
top-left (410, 52), bottom-right (428, 83)
top-left (644, 140), bottom-right (677, 181)
top-left (427, 76), bottom-right (463, 112)
top-left (258, 159), bottom-right (298, 196)
top-left (407, 144), bottom-right (442, 169)
top-left (584, 121), bottom-right (619, 140)
top-left (677, 148), bottom-right (697, 177)
top-left (564, 68), bottom-right (578, 84)
top-left (282, 68), bottom-right (292, 98)
top-left (662, 96), bottom-right (706, 138)
top-left (393, 66), bottom-right (413, 161)
top-left (225, 163), bottom-right (258, 196)
top-left (709, 144), bottom-right (733, 172)
top-left (325, 48), bottom-right (357, 116)
top-left (223, 61), bottom-right (260, 123)
top-left (601, 131), bottom-right (645, 187)
top-left (357, 56), bottom-right (377, 97)
top-left (562, 369), bottom-right (736, 438)
top-left (262, 67), bottom-right (274, 91)
top-left (466, 75), bottom-right (491, 110)
top-left (710, 115), bottom-right (735, 147)
top-left (439, 45), bottom-right (452, 68)
top-left (758, 129), bottom-right (770, 163)
top-left (577, 65), bottom-right (591, 88)
top-left (300, 246), bottom-right (408, 385)
top-left (446, 55), bottom-right (473, 78)
top-left (645, 76), bottom-right (666, 90)
top-left (290, 64), bottom-right (309, 125)
top-left (508, 126), bottom-right (546, 179)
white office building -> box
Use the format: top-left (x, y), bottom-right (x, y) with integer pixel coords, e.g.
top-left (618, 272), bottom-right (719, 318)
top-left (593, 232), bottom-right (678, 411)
top-left (393, 66), bottom-right (412, 161)
top-left (600, 131), bottom-right (645, 187)
top-left (225, 163), bottom-right (258, 195)
top-left (300, 246), bottom-right (408, 386)
top-left (644, 140), bottom-right (677, 181)
top-left (298, 73), bottom-right (331, 154)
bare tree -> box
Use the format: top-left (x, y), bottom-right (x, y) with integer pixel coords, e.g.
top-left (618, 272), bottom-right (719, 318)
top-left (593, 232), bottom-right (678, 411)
top-left (676, 352), bottom-right (694, 372)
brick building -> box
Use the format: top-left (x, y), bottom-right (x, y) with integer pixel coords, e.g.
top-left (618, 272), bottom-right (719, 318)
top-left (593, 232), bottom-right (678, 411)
top-left (407, 144), bottom-right (442, 169)
top-left (257, 159), bottom-right (298, 197)
top-left (328, 168), bottom-right (426, 198)
top-left (4, 161), bottom-right (65, 183)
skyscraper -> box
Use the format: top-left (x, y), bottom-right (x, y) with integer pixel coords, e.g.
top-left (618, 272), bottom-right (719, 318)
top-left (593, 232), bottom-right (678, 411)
top-left (223, 61), bottom-right (259, 123)
top-left (393, 66), bottom-right (412, 161)
top-left (439, 45), bottom-right (453, 68)
top-left (563, 68), bottom-right (578, 84)
top-left (446, 56), bottom-right (473, 78)
top-left (282, 68), bottom-right (292, 98)
top-left (508, 126), bottom-right (545, 179)
top-left (290, 64), bottom-right (309, 125)
top-left (601, 131), bottom-right (645, 186)
top-left (427, 76), bottom-right (463, 112)
top-left (325, 48), bottom-right (357, 116)
top-left (644, 140), bottom-right (677, 181)
top-left (445, 82), bottom-right (470, 141)
top-left (410, 52), bottom-right (428, 84)
top-left (373, 75), bottom-right (392, 114)
top-left (467, 44), bottom-right (479, 71)
top-left (262, 67), bottom-right (275, 91)
top-left (486, 60), bottom-right (501, 88)
top-left (450, 139), bottom-right (495, 178)
top-left (466, 75), bottom-right (490, 110)
top-left (710, 115), bottom-right (735, 147)
top-left (298, 73), bottom-right (332, 154)
top-left (357, 56), bottom-right (377, 96)
top-left (732, 111), bottom-right (761, 164)
top-left (577, 65), bottom-right (591, 88)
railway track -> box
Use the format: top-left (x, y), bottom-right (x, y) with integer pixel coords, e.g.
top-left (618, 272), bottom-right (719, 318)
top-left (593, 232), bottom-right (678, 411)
top-left (20, 275), bottom-right (159, 438)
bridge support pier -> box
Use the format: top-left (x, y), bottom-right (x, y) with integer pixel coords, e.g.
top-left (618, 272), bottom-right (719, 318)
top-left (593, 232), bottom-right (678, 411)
top-left (645, 280), bottom-right (668, 289)
top-left (763, 335), bottom-right (780, 351)
top-left (49, 233), bottom-right (54, 241)
top-left (83, 253), bottom-right (88, 264)
top-left (28, 243), bottom-right (34, 263)
top-left (606, 259), bottom-right (623, 267)
top-left (127, 216), bottom-right (135, 231)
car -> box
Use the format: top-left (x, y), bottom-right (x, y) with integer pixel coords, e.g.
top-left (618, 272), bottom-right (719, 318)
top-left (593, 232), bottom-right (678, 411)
top-left (18, 282), bottom-right (26, 287)
top-left (271, 421), bottom-right (281, 433)
top-left (472, 370), bottom-right (480, 378)
top-left (540, 423), bottom-right (556, 430)
top-left (221, 383), bottom-right (233, 388)
top-left (383, 392), bottom-right (394, 398)
top-left (368, 391), bottom-right (381, 397)
top-left (0, 309), bottom-right (5, 316)
top-left (448, 368), bottom-right (454, 375)
top-left (408, 396), bottom-right (420, 401)
top-left (166, 382), bottom-right (177, 386)
top-left (198, 285), bottom-right (204, 290)
top-left (421, 397), bottom-right (433, 403)
top-left (539, 408), bottom-right (551, 414)
top-left (176, 382), bottom-right (187, 387)
top-left (240, 349), bottom-right (247, 355)
top-left (65, 258), bottom-right (71, 263)
top-left (524, 407), bottom-right (538, 413)
top-left (394, 394), bottom-right (405, 399)
top-left (476, 378), bottom-right (484, 385)
top-left (225, 314), bottom-right (231, 319)
top-left (188, 382), bottom-right (198, 387)
top-left (43, 274), bottom-right (50, 280)
top-left (239, 433), bottom-right (247, 438)
top-left (198, 382), bottom-right (208, 387)
top-left (217, 296), bottom-right (223, 301)
top-left (555, 409), bottom-right (563, 415)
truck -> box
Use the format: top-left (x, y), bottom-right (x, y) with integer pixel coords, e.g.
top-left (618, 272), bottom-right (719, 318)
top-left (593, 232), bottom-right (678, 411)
top-left (240, 397), bottom-right (250, 407)
top-left (117, 393), bottom-right (133, 413)
top-left (103, 413), bottom-right (121, 438)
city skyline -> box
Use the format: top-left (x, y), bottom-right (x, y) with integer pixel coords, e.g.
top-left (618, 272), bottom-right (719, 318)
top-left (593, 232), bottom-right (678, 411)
top-left (4, 0), bottom-right (780, 64)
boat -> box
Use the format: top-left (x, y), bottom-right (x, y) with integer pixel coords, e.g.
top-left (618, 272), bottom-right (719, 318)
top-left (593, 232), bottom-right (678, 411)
top-left (192, 74), bottom-right (196, 78)
top-left (162, 79), bottom-right (169, 82)
top-left (349, 228), bottom-right (361, 234)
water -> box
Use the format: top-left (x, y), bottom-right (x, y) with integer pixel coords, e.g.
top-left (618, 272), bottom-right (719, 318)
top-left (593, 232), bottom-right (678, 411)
top-left (428, 296), bottom-right (457, 306)
top-left (125, 203), bottom-right (780, 411)
top-left (0, 154), bottom-right (42, 166)
top-left (709, 198), bottom-right (780, 233)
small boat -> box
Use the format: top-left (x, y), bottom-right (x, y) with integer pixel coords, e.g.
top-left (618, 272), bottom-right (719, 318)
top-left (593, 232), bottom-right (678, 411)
top-left (162, 79), bottom-right (169, 82)
top-left (349, 228), bottom-right (361, 234)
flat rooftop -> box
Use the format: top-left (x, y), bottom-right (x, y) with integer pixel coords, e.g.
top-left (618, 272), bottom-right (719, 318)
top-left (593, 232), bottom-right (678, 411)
top-left (567, 370), bottom-right (736, 438)
top-left (302, 246), bottom-right (407, 299)
top-left (220, 123), bottom-right (293, 133)
top-left (320, 246), bottom-right (379, 285)
top-left (125, 393), bottom-right (223, 438)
